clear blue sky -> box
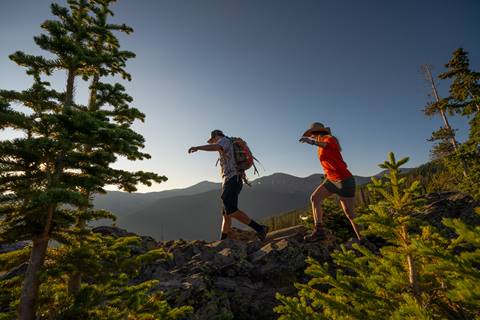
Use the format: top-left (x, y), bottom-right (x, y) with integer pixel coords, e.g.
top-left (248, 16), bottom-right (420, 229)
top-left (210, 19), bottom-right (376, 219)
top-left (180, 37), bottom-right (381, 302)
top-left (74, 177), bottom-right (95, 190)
top-left (1, 0), bottom-right (479, 192)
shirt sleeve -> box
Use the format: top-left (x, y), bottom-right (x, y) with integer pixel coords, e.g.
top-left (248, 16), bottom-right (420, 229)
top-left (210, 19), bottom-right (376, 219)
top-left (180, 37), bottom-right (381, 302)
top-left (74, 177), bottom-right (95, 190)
top-left (217, 137), bottom-right (230, 152)
top-left (324, 136), bottom-right (339, 150)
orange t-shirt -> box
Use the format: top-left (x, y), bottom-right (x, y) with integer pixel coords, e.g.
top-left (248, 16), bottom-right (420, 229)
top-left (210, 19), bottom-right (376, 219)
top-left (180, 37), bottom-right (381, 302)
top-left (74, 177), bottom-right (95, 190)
top-left (316, 136), bottom-right (352, 181)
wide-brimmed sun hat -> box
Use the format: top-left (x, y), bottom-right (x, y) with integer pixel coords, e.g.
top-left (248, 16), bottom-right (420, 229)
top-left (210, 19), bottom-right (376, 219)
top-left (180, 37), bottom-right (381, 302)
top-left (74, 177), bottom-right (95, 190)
top-left (301, 122), bottom-right (331, 137)
top-left (207, 129), bottom-right (224, 143)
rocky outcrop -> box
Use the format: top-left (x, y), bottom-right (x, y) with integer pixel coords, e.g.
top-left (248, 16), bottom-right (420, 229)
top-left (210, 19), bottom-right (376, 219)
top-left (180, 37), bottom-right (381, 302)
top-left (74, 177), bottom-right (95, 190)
top-left (92, 225), bottom-right (157, 254)
top-left (417, 192), bottom-right (480, 237)
top-left (134, 225), bottom-right (336, 320)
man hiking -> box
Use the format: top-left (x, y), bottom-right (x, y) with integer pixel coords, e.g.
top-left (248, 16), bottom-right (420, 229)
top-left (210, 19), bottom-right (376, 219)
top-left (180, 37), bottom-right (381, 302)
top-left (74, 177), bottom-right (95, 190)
top-left (299, 122), bottom-right (363, 242)
top-left (188, 130), bottom-right (269, 241)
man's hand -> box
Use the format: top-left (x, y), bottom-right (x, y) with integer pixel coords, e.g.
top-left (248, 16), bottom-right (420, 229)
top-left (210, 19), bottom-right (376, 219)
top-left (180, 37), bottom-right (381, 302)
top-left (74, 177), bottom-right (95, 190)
top-left (299, 137), bottom-right (315, 145)
top-left (188, 146), bottom-right (198, 154)
top-left (188, 144), bottom-right (222, 153)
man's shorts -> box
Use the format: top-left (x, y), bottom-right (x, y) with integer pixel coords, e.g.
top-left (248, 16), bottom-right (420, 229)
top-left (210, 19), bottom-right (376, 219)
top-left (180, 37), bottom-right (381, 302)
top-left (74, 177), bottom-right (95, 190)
top-left (221, 175), bottom-right (243, 215)
top-left (322, 176), bottom-right (356, 198)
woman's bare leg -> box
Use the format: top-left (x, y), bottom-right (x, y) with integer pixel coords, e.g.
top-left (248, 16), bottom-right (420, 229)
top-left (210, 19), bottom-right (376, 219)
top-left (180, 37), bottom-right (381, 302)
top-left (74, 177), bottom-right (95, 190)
top-left (304, 184), bottom-right (333, 241)
top-left (339, 197), bottom-right (363, 240)
top-left (310, 184), bottom-right (333, 226)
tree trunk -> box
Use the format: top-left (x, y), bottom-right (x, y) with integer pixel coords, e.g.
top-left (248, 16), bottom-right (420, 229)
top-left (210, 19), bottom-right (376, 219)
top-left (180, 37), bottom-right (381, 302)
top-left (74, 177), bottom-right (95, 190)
top-left (68, 272), bottom-right (82, 295)
top-left (439, 108), bottom-right (459, 151)
top-left (88, 74), bottom-right (99, 111)
top-left (423, 65), bottom-right (461, 154)
top-left (18, 150), bottom-right (62, 318)
top-left (65, 68), bottom-right (75, 107)
top-left (402, 225), bottom-right (421, 303)
top-left (406, 252), bottom-right (420, 300)
top-left (18, 236), bottom-right (49, 320)
top-left (67, 74), bottom-right (99, 296)
top-left (18, 58), bottom-right (77, 320)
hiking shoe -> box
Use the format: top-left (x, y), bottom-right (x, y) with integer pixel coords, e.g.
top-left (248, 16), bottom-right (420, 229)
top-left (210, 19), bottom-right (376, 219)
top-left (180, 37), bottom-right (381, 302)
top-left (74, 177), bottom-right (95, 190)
top-left (304, 227), bottom-right (327, 242)
top-left (256, 225), bottom-right (269, 241)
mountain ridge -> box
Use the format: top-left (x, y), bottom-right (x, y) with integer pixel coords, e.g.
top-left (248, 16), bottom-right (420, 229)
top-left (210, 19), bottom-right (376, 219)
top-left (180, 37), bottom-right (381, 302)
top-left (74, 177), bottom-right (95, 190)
top-left (94, 171), bottom-right (398, 241)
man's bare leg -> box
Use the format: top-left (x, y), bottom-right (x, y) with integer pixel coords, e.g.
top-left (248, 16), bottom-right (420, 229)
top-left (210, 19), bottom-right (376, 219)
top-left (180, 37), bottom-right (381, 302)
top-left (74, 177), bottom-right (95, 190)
top-left (222, 214), bottom-right (232, 232)
top-left (229, 210), bottom-right (268, 240)
top-left (339, 197), bottom-right (363, 240)
top-left (230, 210), bottom-right (251, 225)
top-left (221, 214), bottom-right (232, 239)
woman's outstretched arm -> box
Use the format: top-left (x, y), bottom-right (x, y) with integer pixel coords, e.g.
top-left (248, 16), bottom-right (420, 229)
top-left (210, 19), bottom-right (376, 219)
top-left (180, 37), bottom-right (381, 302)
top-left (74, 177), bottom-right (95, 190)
top-left (299, 137), bottom-right (327, 148)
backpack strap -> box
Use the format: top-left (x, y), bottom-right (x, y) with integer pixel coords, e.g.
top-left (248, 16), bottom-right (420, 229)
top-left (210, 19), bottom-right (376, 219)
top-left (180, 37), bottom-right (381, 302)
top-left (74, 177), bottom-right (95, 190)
top-left (239, 170), bottom-right (252, 186)
top-left (242, 157), bottom-right (261, 186)
top-left (252, 162), bottom-right (259, 176)
top-left (252, 156), bottom-right (262, 176)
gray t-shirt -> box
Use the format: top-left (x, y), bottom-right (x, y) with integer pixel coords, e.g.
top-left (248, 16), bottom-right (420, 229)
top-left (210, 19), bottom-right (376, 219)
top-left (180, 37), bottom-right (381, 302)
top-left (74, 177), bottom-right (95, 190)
top-left (218, 136), bottom-right (238, 181)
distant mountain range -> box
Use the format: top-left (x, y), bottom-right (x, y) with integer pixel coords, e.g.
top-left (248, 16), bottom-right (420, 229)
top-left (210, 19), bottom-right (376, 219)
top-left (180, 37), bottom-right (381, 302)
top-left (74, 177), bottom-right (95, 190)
top-left (93, 172), bottom-right (380, 241)
top-left (93, 180), bottom-right (220, 220)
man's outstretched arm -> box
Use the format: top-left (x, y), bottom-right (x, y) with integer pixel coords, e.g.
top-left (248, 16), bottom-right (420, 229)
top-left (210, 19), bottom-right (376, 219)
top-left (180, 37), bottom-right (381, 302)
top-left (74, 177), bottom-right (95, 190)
top-left (188, 144), bottom-right (223, 153)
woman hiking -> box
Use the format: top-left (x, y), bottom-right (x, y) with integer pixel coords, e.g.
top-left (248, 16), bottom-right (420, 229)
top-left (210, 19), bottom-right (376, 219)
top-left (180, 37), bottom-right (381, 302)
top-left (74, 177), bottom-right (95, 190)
top-left (188, 130), bottom-right (269, 241)
top-left (299, 122), bottom-right (363, 242)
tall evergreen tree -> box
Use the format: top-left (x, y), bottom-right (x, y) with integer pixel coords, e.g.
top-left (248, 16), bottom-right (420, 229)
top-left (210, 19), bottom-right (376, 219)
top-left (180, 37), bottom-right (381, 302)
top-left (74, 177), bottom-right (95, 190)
top-left (428, 48), bottom-right (480, 199)
top-left (439, 48), bottom-right (480, 115)
top-left (422, 64), bottom-right (459, 160)
top-left (438, 48), bottom-right (480, 198)
top-left (0, 1), bottom-right (165, 318)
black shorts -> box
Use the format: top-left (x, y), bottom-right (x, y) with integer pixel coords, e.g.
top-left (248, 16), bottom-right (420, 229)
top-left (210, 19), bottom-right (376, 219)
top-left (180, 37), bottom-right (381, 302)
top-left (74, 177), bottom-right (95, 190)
top-left (322, 176), bottom-right (356, 198)
top-left (221, 175), bottom-right (243, 215)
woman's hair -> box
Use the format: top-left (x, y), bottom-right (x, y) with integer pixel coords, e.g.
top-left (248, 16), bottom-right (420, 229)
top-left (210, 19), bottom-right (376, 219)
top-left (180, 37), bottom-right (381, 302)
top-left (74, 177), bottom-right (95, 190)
top-left (313, 131), bottom-right (342, 151)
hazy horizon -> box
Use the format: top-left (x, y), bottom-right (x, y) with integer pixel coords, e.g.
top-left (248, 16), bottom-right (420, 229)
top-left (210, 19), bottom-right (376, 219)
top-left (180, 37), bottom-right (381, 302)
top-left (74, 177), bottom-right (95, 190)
top-left (102, 169), bottom-right (405, 194)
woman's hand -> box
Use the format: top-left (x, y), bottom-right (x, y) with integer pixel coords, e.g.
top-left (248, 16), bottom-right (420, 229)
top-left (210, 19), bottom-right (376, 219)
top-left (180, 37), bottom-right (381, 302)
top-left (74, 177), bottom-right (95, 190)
top-left (188, 146), bottom-right (198, 153)
top-left (299, 137), bottom-right (315, 145)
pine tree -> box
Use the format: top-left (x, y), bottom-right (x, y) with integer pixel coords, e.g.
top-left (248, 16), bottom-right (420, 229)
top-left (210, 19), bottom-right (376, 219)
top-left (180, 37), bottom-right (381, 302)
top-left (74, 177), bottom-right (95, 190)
top-left (439, 48), bottom-right (480, 115)
top-left (414, 208), bottom-right (480, 318)
top-left (422, 64), bottom-right (459, 160)
top-left (439, 48), bottom-right (480, 199)
top-left (275, 152), bottom-right (480, 319)
top-left (0, 1), bottom-right (165, 318)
